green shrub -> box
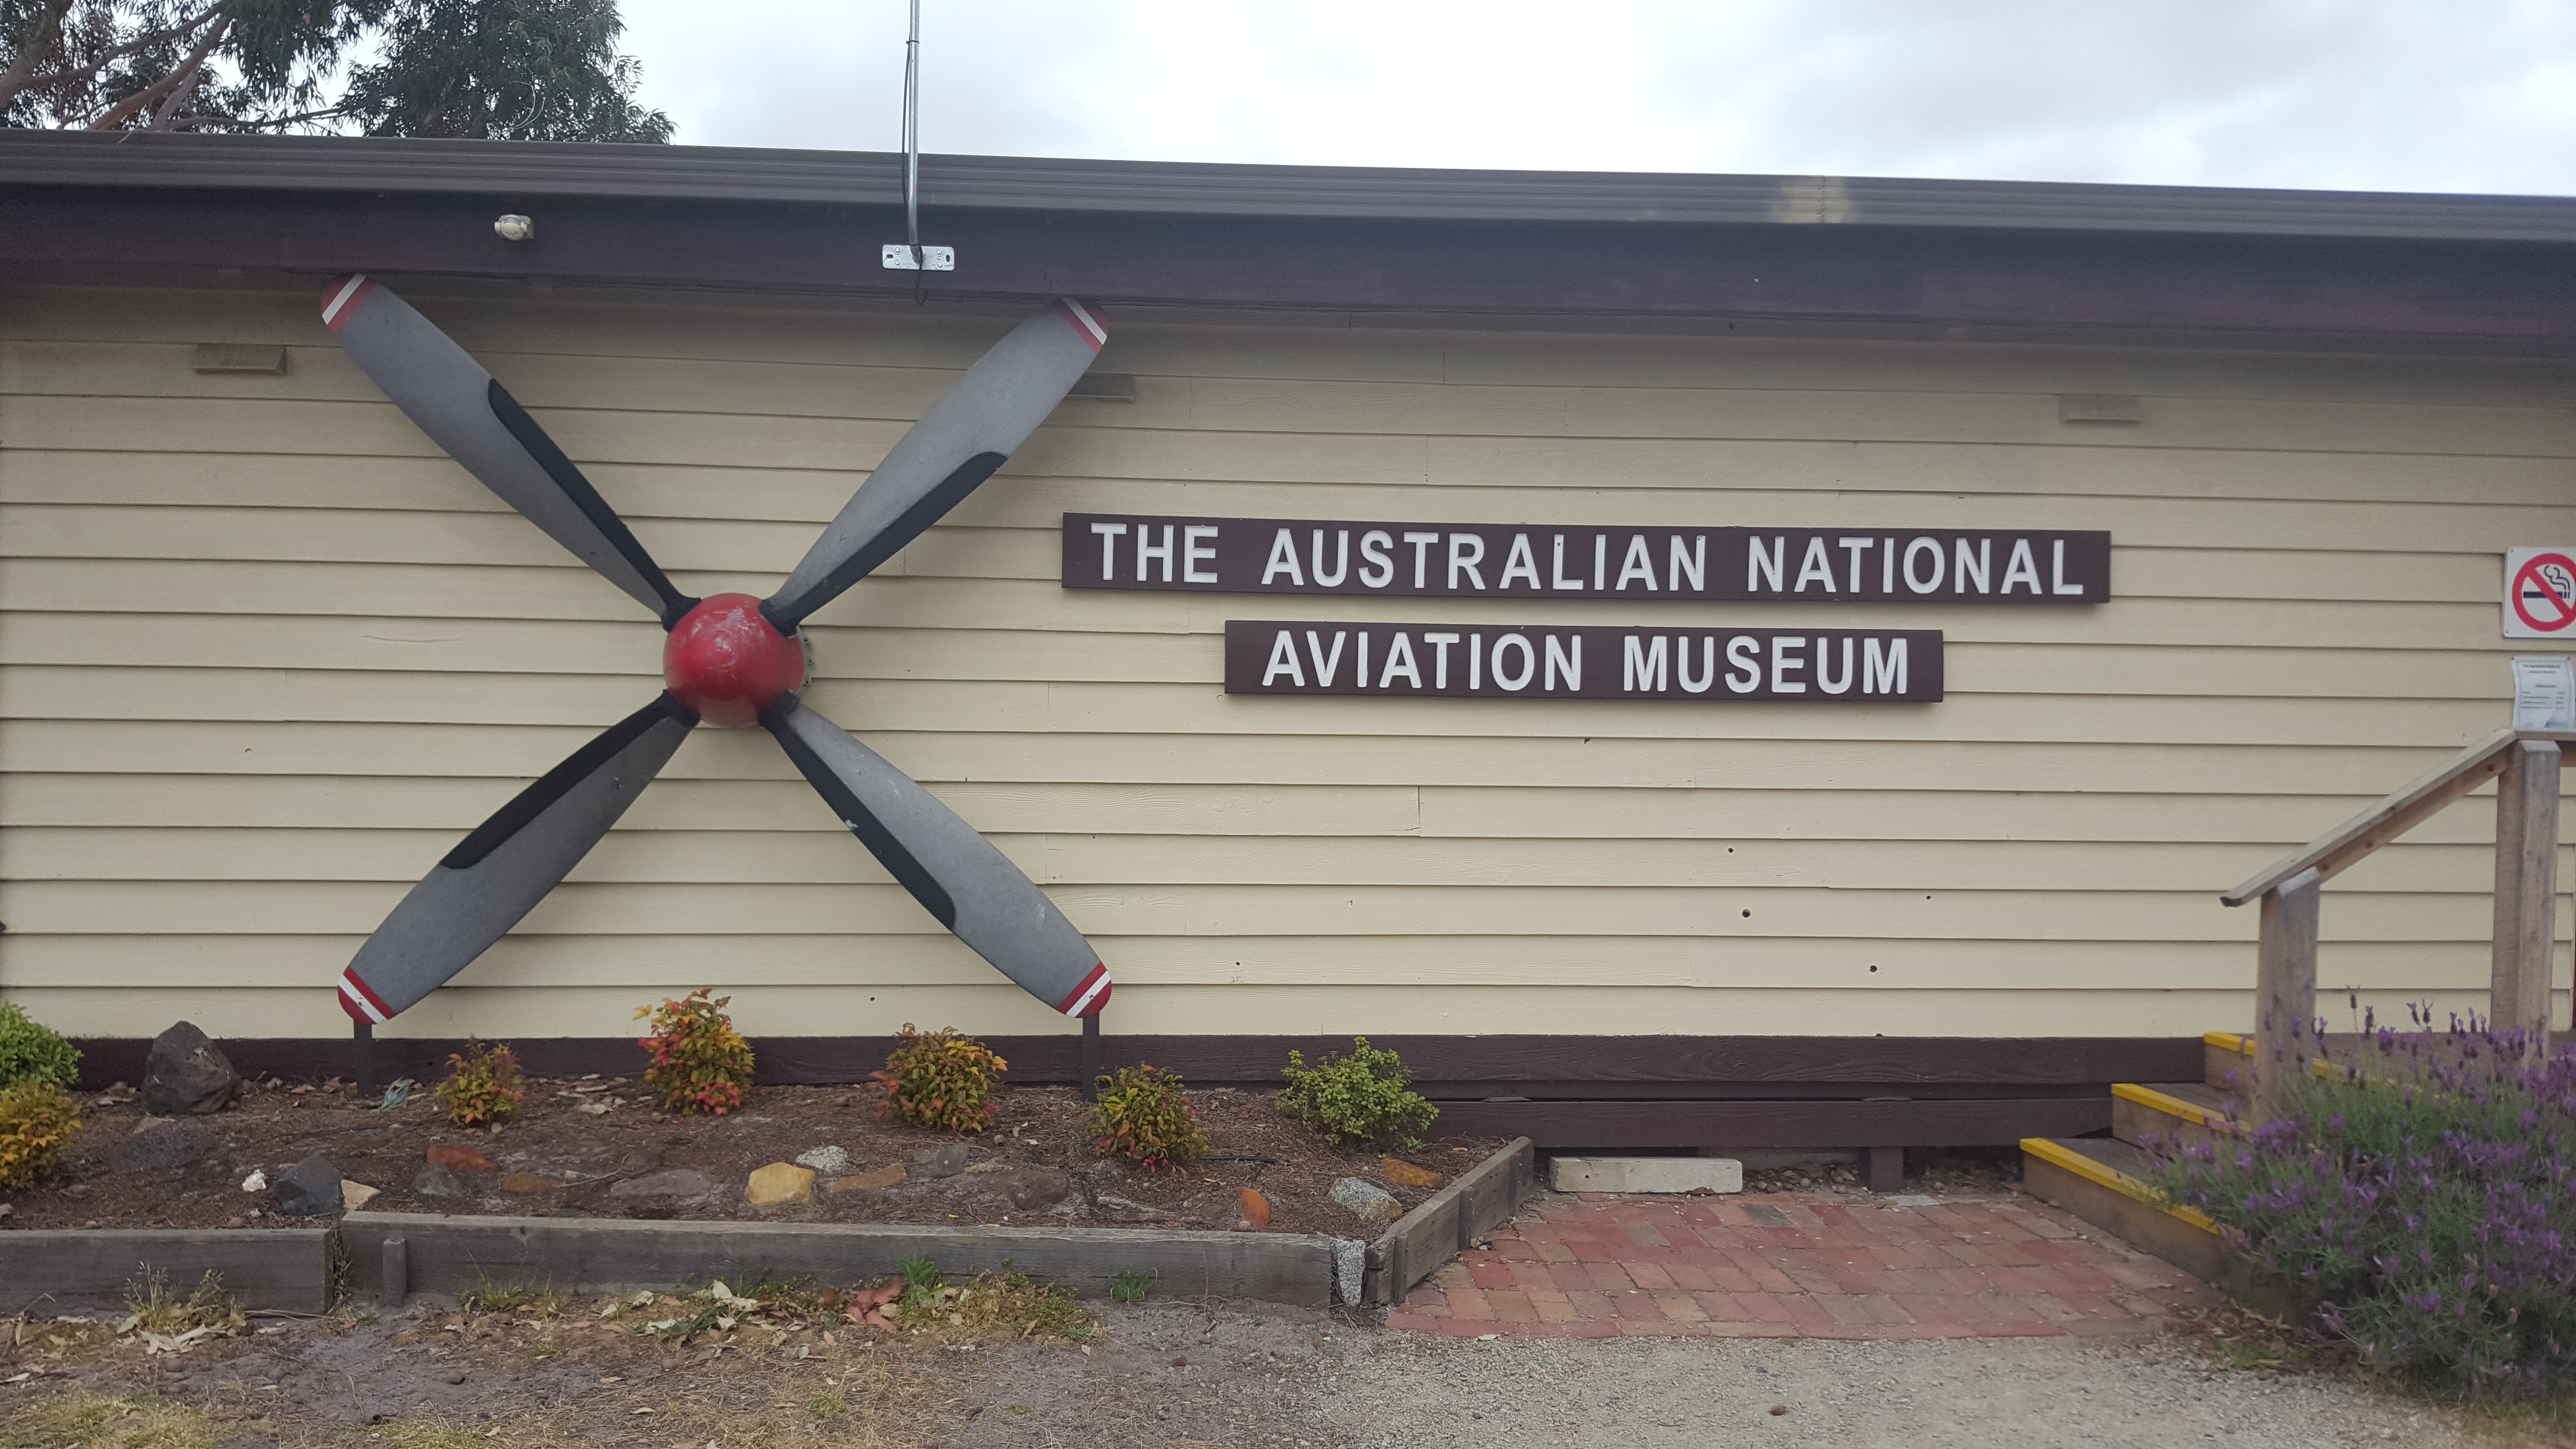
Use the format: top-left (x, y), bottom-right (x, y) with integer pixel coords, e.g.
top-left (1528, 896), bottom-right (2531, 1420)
top-left (1277, 1036), bottom-right (1438, 1149)
top-left (0, 1079), bottom-right (82, 1187)
top-left (636, 989), bottom-right (756, 1116)
top-left (1088, 1063), bottom-right (1208, 1173)
top-left (0, 1001), bottom-right (79, 1091)
top-left (432, 1038), bottom-right (525, 1127)
top-left (874, 1025), bottom-right (1006, 1134)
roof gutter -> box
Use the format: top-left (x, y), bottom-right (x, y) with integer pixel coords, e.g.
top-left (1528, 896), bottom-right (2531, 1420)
top-left (5, 130), bottom-right (2575, 242)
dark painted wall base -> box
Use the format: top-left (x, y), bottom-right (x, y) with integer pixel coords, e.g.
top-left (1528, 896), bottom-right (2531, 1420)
top-left (69, 1033), bottom-right (2194, 1152)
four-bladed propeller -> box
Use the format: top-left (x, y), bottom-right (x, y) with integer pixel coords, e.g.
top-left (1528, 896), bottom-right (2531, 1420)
top-left (323, 276), bottom-right (1114, 1026)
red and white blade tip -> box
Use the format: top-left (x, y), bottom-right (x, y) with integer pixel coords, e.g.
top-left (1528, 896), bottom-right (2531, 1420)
top-left (321, 274), bottom-right (374, 333)
top-left (338, 968), bottom-right (393, 1025)
top-left (1057, 964), bottom-right (1111, 1018)
top-left (1054, 299), bottom-right (1108, 353)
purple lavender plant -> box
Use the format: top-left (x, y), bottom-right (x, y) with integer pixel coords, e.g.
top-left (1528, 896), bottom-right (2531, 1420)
top-left (2148, 1014), bottom-right (2576, 1396)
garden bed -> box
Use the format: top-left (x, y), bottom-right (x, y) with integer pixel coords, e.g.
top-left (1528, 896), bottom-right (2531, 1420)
top-left (0, 1074), bottom-right (1502, 1240)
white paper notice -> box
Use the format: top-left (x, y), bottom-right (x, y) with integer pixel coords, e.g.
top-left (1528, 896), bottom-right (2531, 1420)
top-left (2511, 656), bottom-right (2575, 730)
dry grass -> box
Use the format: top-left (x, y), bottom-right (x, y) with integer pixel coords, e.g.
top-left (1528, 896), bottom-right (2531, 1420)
top-left (0, 1391), bottom-right (224, 1449)
top-left (350, 1350), bottom-right (964, 1449)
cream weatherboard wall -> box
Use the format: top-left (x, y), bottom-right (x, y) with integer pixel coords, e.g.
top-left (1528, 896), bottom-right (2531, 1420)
top-left (1, 282), bottom-right (2571, 1045)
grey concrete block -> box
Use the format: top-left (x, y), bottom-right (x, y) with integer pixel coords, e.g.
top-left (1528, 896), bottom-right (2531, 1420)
top-left (1549, 1156), bottom-right (1743, 1194)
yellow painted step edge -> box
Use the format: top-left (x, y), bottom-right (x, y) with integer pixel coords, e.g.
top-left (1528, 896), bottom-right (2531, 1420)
top-left (2019, 1137), bottom-right (2220, 1235)
top-left (2202, 1031), bottom-right (2347, 1080)
top-left (2110, 1081), bottom-right (2228, 1128)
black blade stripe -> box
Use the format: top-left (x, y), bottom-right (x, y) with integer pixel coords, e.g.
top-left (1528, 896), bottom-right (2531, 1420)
top-left (760, 697), bottom-right (959, 928)
top-left (763, 451), bottom-right (1006, 632)
top-left (487, 380), bottom-right (700, 628)
top-left (441, 692), bottom-right (699, 870)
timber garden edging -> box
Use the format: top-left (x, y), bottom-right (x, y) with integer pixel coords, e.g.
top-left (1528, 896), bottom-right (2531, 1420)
top-left (2, 1139), bottom-right (1541, 1318)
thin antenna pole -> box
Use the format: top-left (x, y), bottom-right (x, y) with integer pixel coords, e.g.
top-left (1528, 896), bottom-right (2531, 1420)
top-left (902, 0), bottom-right (922, 268)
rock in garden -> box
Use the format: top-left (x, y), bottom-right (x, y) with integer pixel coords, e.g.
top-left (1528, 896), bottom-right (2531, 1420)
top-left (498, 1172), bottom-right (561, 1193)
top-left (997, 1168), bottom-right (1072, 1210)
top-left (610, 1168), bottom-right (715, 1199)
top-left (274, 1155), bottom-right (343, 1217)
top-left (412, 1164), bottom-right (467, 1198)
top-left (340, 1181), bottom-right (380, 1211)
top-left (1092, 1193), bottom-right (1160, 1222)
top-left (141, 1022), bottom-right (241, 1116)
top-left (1239, 1187), bottom-right (1272, 1229)
top-left (1381, 1158), bottom-right (1444, 1189)
top-left (89, 1120), bottom-right (224, 1175)
top-left (827, 1164), bottom-right (906, 1194)
top-left (795, 1146), bottom-right (851, 1174)
top-left (911, 1142), bottom-right (973, 1178)
top-left (747, 1162), bottom-right (814, 1206)
top-left (1330, 1177), bottom-right (1403, 1222)
top-left (426, 1143), bottom-right (497, 1173)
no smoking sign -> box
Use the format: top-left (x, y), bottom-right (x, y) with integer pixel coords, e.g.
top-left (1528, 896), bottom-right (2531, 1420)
top-left (2506, 548), bottom-right (2576, 638)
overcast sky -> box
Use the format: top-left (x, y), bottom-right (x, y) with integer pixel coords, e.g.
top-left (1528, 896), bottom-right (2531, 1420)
top-left (612, 0), bottom-right (2576, 195)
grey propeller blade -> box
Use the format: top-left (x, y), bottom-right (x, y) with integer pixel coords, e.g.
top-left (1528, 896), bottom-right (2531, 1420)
top-left (338, 693), bottom-right (696, 1024)
top-left (322, 274), bottom-right (698, 626)
top-left (760, 692), bottom-right (1111, 1017)
top-left (761, 298), bottom-right (1108, 631)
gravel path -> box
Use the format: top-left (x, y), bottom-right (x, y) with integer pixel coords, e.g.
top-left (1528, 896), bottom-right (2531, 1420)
top-left (1303, 1330), bottom-right (2468, 1449)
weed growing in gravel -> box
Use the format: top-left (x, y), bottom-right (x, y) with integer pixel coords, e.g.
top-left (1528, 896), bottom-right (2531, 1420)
top-left (117, 1270), bottom-right (244, 1354)
top-left (0, 1079), bottom-right (80, 1188)
top-left (456, 1278), bottom-right (567, 1317)
top-left (1276, 1036), bottom-right (1438, 1149)
top-left (1109, 1270), bottom-right (1155, 1304)
top-left (431, 1037), bottom-right (525, 1127)
top-left (1088, 1064), bottom-right (1208, 1173)
top-left (2151, 1007), bottom-right (2576, 1397)
top-left (874, 1025), bottom-right (1007, 1134)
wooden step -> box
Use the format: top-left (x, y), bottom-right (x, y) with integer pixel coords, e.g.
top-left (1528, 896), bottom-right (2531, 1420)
top-left (2204, 1031), bottom-right (2252, 1092)
top-left (2020, 1135), bottom-right (2312, 1319)
top-left (2110, 1081), bottom-right (2238, 1152)
top-left (2201, 1030), bottom-right (2354, 1097)
top-left (2020, 1137), bottom-right (2228, 1285)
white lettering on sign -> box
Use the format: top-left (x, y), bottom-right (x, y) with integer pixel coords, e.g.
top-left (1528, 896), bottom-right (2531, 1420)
top-left (1070, 515), bottom-right (2110, 603)
top-left (1228, 622), bottom-right (1942, 701)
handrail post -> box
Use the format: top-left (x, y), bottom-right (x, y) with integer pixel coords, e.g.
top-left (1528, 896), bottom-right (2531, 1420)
top-left (2254, 868), bottom-right (2321, 1123)
top-left (2492, 740), bottom-right (2561, 1053)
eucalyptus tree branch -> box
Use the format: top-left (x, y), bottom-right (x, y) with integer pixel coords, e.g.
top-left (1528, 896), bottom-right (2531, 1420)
top-left (85, 9), bottom-right (233, 130)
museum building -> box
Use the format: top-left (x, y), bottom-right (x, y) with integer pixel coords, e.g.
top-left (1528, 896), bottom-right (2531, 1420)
top-left (3, 132), bottom-right (2572, 1153)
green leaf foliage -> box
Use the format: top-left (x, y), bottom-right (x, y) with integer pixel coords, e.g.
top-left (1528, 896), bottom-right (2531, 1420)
top-left (1, 0), bottom-right (670, 140)
top-left (874, 1025), bottom-right (1006, 1134)
top-left (338, 0), bottom-right (672, 140)
top-left (0, 1000), bottom-right (80, 1091)
top-left (0, 1079), bottom-right (81, 1188)
top-left (1276, 1036), bottom-right (1438, 1149)
top-left (1088, 1064), bottom-right (1208, 1174)
top-left (432, 1036), bottom-right (525, 1127)
top-left (636, 989), bottom-right (755, 1116)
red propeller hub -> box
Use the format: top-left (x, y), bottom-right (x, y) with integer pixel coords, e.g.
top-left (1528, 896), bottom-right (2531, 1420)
top-left (663, 594), bottom-right (807, 728)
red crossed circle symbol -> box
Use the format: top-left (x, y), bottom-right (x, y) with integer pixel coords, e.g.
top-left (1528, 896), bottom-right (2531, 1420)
top-left (2513, 553), bottom-right (2576, 633)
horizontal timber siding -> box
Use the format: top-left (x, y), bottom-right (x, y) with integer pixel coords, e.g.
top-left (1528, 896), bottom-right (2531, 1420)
top-left (2, 284), bottom-right (2571, 1043)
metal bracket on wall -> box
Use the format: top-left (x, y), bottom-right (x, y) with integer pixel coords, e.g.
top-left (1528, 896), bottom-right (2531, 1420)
top-left (881, 244), bottom-right (955, 271)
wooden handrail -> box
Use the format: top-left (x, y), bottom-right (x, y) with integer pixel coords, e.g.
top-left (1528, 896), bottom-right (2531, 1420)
top-left (2221, 728), bottom-right (2576, 907)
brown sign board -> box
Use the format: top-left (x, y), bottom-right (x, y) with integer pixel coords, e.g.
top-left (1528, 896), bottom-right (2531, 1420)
top-left (1223, 622), bottom-right (1944, 702)
top-left (1067, 515), bottom-right (2109, 604)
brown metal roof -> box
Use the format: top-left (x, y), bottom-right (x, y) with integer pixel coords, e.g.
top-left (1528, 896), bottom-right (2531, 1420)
top-left (6, 129), bottom-right (2575, 242)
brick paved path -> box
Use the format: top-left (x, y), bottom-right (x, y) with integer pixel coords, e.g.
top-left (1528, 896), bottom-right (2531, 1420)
top-left (1388, 1191), bottom-right (2218, 1341)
